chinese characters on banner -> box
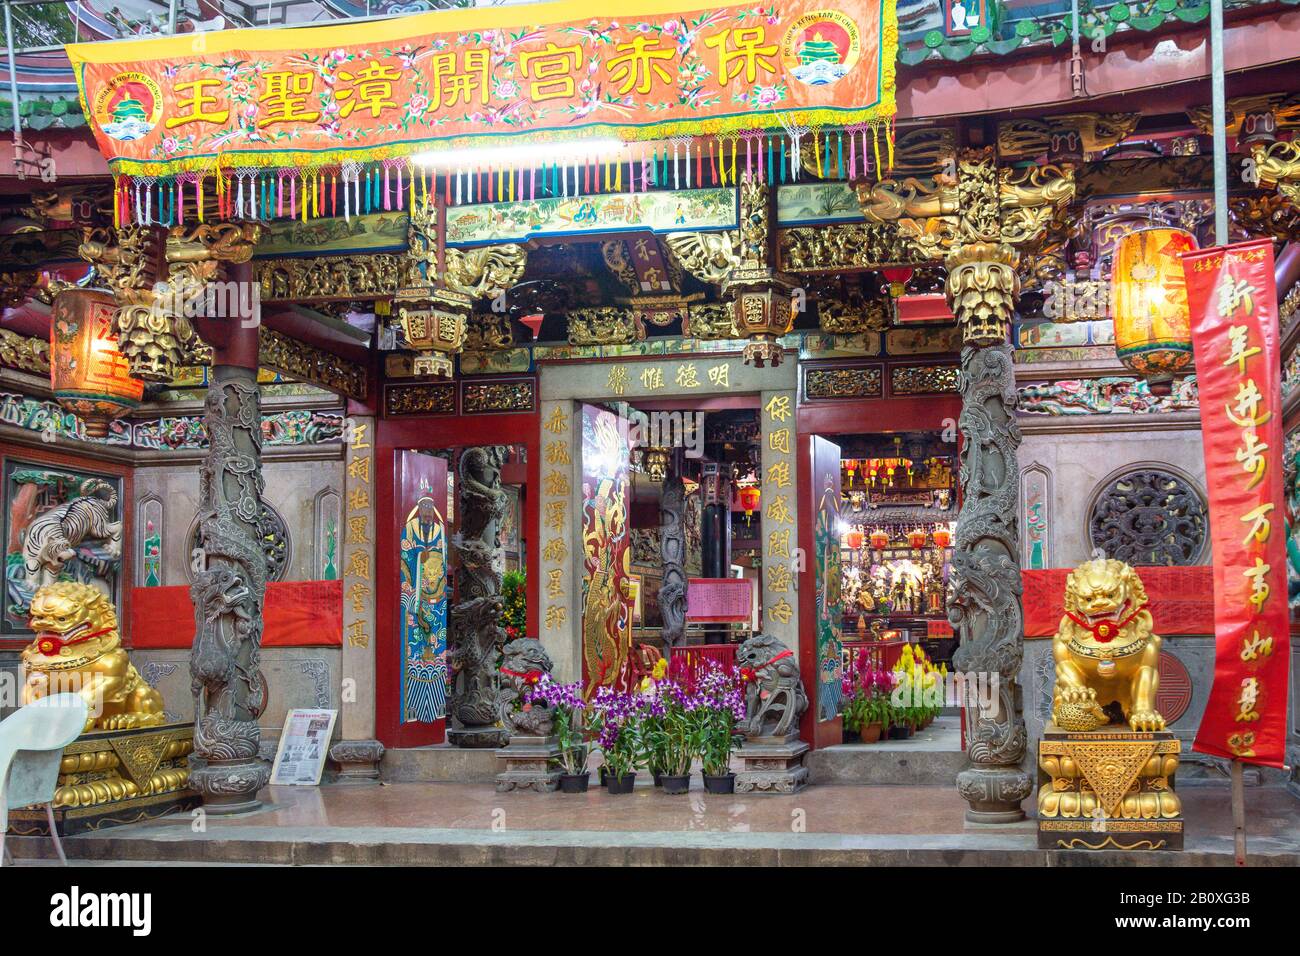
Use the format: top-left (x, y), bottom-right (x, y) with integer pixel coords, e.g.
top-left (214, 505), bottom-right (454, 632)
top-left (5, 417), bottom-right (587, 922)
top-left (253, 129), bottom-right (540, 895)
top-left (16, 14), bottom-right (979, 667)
top-left (1182, 239), bottom-right (1291, 767)
top-left (66, 0), bottom-right (896, 177)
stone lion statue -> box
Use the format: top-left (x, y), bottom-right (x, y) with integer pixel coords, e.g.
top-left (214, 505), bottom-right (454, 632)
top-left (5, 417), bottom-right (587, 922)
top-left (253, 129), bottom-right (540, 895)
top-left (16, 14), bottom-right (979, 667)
top-left (1051, 558), bottom-right (1164, 732)
top-left (736, 633), bottom-right (807, 739)
top-left (20, 581), bottom-right (164, 733)
top-left (498, 637), bottom-right (555, 738)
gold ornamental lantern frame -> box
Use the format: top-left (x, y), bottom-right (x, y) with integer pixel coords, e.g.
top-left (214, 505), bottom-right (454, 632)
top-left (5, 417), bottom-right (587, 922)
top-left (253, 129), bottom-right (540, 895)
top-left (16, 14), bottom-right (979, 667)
top-left (393, 284), bottom-right (471, 379)
top-left (721, 266), bottom-right (797, 368)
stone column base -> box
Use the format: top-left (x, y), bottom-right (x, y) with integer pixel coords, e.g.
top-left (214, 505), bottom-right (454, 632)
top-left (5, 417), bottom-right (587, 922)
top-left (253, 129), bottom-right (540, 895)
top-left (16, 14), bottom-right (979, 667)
top-left (449, 726), bottom-right (509, 749)
top-left (329, 739), bottom-right (386, 781)
top-left (735, 734), bottom-right (809, 794)
top-left (495, 735), bottom-right (562, 792)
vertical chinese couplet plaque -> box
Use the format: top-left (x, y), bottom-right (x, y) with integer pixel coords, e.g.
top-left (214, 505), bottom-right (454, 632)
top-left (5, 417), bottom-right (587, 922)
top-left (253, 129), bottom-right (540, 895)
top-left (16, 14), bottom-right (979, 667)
top-left (1182, 239), bottom-right (1291, 767)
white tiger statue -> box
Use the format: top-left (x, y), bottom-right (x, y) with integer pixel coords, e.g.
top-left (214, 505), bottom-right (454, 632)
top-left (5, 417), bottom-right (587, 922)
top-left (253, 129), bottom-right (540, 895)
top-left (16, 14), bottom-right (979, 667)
top-left (21, 480), bottom-right (122, 593)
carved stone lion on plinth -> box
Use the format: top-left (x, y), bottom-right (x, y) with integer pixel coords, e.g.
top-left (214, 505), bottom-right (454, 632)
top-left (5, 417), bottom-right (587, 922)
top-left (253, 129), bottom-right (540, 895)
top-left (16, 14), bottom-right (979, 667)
top-left (736, 633), bottom-right (807, 739)
top-left (1051, 558), bottom-right (1164, 732)
top-left (498, 637), bottom-right (555, 738)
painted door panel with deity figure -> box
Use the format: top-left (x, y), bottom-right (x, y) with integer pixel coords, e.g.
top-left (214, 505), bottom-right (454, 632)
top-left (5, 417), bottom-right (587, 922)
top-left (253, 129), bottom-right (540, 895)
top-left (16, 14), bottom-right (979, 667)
top-left (811, 435), bottom-right (845, 723)
top-left (580, 404), bottom-right (634, 697)
top-left (397, 451), bottom-right (450, 732)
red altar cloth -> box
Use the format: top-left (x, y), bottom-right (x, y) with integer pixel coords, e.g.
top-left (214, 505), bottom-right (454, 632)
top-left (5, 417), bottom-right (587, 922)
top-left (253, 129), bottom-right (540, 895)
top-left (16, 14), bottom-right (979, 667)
top-left (1022, 567), bottom-right (1214, 638)
top-left (129, 580), bottom-right (343, 648)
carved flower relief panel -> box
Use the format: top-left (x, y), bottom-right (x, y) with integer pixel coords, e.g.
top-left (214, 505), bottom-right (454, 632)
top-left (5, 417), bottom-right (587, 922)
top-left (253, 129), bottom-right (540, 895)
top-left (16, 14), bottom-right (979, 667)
top-left (1088, 467), bottom-right (1208, 567)
top-left (461, 379), bottom-right (535, 414)
top-left (137, 494), bottom-right (164, 587)
top-left (889, 364), bottom-right (959, 395)
top-left (803, 365), bottom-right (883, 400)
top-left (1021, 464), bottom-right (1051, 571)
top-left (314, 489), bottom-right (341, 582)
top-left (384, 382), bottom-right (457, 417)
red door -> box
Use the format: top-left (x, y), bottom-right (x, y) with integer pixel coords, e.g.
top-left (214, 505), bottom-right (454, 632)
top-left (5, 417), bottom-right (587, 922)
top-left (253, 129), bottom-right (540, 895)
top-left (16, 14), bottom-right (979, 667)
top-left (377, 450), bottom-right (450, 747)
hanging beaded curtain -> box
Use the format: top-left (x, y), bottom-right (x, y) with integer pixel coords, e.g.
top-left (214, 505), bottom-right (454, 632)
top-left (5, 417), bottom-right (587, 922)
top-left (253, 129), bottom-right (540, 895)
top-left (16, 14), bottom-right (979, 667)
top-left (70, 0), bottom-right (898, 227)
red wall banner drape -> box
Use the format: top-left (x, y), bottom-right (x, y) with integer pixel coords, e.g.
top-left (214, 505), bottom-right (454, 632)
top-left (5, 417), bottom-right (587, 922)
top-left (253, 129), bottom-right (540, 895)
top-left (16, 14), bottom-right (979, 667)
top-left (1183, 239), bottom-right (1291, 768)
top-left (1021, 566), bottom-right (1216, 638)
top-left (130, 580), bottom-right (343, 648)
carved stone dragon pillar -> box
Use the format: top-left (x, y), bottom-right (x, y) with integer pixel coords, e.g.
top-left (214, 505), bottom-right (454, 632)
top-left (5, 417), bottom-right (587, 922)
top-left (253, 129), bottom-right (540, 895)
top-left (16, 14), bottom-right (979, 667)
top-left (659, 470), bottom-right (687, 647)
top-left (448, 445), bottom-right (510, 748)
top-left (944, 148), bottom-right (1033, 823)
top-left (184, 233), bottom-right (273, 812)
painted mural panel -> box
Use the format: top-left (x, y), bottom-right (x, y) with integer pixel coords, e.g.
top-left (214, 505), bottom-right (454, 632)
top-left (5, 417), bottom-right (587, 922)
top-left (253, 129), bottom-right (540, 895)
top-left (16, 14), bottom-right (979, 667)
top-left (1022, 465), bottom-right (1050, 571)
top-left (811, 436), bottom-right (844, 721)
top-left (137, 495), bottom-right (163, 587)
top-left (580, 404), bottom-right (634, 697)
top-left (3, 460), bottom-right (123, 635)
top-left (398, 452), bottom-right (450, 725)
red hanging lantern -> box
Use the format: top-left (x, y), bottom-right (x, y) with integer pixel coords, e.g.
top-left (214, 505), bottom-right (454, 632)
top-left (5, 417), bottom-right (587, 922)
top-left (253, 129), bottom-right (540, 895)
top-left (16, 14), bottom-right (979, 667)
top-left (880, 266), bottom-right (914, 298)
top-left (870, 528), bottom-right (890, 550)
top-left (738, 485), bottom-right (761, 518)
top-left (1111, 227), bottom-right (1197, 382)
top-left (50, 289), bottom-right (144, 438)
top-left (907, 528), bottom-right (927, 550)
top-left (846, 528), bottom-right (865, 550)
top-left (932, 527), bottom-right (951, 548)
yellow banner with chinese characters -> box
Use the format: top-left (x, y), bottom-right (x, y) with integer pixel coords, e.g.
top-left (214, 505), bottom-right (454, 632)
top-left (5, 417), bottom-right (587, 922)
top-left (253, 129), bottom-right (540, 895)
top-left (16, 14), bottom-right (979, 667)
top-left (66, 0), bottom-right (897, 177)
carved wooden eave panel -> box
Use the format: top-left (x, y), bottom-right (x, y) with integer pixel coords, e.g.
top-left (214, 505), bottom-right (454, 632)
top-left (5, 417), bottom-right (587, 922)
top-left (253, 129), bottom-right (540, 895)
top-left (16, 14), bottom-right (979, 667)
top-left (1186, 92), bottom-right (1300, 137)
top-left (0, 328), bottom-right (50, 376)
top-left (257, 253), bottom-right (412, 302)
top-left (997, 113), bottom-right (1140, 160)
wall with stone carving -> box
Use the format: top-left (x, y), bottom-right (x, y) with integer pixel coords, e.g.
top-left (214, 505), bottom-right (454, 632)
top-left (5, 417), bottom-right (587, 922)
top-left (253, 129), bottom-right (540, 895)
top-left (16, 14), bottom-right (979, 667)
top-left (132, 453), bottom-right (344, 586)
top-left (134, 646), bottom-right (342, 746)
top-left (1018, 421), bottom-right (1207, 571)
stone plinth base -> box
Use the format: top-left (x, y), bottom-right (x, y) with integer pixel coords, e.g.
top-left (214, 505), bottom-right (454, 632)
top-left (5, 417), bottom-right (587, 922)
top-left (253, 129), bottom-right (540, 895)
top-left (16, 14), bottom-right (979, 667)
top-left (1037, 722), bottom-right (1183, 851)
top-left (6, 722), bottom-right (199, 836)
top-left (495, 736), bottom-right (562, 792)
top-left (735, 734), bottom-right (809, 794)
top-left (448, 726), bottom-right (509, 749)
top-left (329, 739), bottom-right (386, 781)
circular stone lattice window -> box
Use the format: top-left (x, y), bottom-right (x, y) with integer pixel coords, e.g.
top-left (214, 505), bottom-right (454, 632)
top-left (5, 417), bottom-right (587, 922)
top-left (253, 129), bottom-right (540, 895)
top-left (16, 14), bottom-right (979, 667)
top-left (1088, 468), bottom-right (1207, 566)
top-left (186, 502), bottom-right (291, 583)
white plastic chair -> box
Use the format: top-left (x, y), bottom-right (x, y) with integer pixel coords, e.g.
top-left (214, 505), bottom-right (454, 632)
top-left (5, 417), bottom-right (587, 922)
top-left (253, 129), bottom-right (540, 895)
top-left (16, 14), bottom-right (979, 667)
top-left (0, 694), bottom-right (89, 866)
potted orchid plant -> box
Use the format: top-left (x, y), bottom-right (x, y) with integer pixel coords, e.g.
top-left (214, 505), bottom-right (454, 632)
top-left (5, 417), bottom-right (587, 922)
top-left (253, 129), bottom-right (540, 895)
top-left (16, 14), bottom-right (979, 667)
top-left (590, 686), bottom-right (649, 794)
top-left (525, 677), bottom-right (589, 792)
top-left (693, 664), bottom-right (744, 793)
top-left (646, 681), bottom-right (693, 794)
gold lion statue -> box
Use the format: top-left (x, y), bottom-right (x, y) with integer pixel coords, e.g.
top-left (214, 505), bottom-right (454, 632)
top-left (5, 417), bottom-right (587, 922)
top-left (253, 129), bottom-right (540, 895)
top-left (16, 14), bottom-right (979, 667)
top-left (1051, 558), bottom-right (1164, 733)
top-left (20, 581), bottom-right (164, 732)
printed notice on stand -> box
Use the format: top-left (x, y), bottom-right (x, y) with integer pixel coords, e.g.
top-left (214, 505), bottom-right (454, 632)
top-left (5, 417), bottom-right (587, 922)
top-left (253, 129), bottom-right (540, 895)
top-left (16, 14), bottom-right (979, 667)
top-left (270, 709), bottom-right (338, 786)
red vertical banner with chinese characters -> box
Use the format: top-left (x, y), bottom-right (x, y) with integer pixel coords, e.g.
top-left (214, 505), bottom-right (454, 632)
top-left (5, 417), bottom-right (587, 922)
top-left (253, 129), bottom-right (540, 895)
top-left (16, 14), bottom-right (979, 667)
top-left (1182, 238), bottom-right (1290, 767)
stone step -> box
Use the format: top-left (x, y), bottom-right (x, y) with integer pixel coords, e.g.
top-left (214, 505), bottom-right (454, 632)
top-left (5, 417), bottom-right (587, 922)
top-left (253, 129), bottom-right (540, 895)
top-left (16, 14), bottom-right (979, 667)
top-left (809, 716), bottom-right (967, 786)
top-left (11, 822), bottom-right (1295, 868)
top-left (381, 745), bottom-right (498, 784)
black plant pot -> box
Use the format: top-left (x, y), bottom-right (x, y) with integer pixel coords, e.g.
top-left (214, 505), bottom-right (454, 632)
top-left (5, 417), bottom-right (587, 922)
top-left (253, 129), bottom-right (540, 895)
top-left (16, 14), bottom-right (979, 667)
top-left (660, 773), bottom-right (690, 794)
top-left (605, 772), bottom-right (637, 795)
top-left (702, 773), bottom-right (735, 794)
top-left (599, 766), bottom-right (609, 786)
top-left (652, 769), bottom-right (664, 787)
top-left (559, 773), bottom-right (590, 794)
top-left (887, 724), bottom-right (912, 740)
